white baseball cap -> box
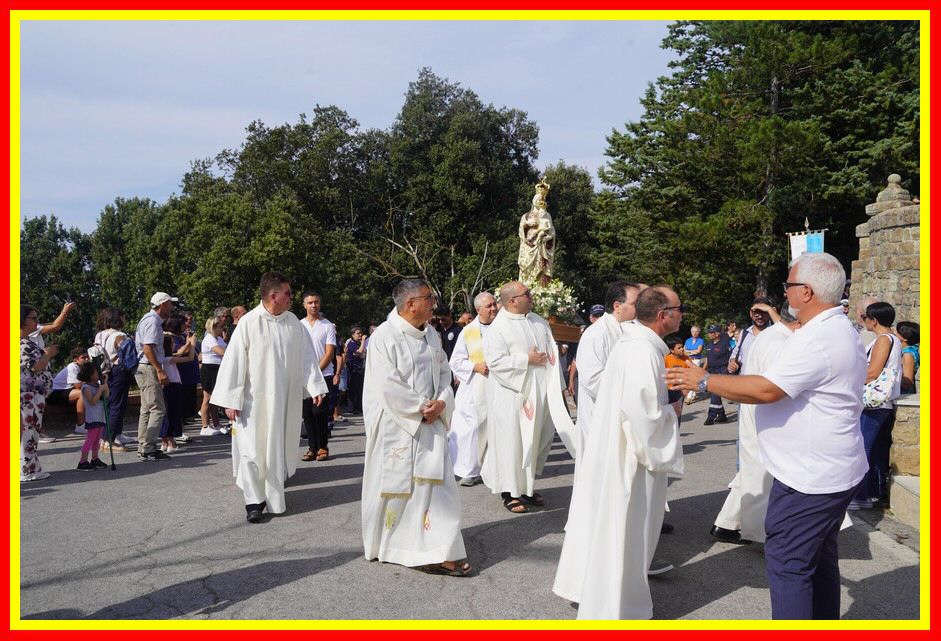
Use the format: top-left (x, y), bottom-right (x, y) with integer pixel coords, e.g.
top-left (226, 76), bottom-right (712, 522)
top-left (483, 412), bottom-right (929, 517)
top-left (150, 292), bottom-right (179, 308)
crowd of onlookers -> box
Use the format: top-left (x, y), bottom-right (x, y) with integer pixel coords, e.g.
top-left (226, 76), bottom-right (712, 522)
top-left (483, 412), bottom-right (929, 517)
top-left (20, 286), bottom-right (921, 502)
top-left (18, 295), bottom-right (390, 481)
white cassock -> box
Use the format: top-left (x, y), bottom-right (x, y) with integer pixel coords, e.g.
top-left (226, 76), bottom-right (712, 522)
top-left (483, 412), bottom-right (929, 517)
top-left (713, 324), bottom-right (788, 542)
top-left (448, 317), bottom-right (490, 479)
top-left (361, 308), bottom-right (465, 566)
top-left (575, 313), bottom-right (630, 466)
top-left (210, 303), bottom-right (328, 513)
top-left (480, 309), bottom-right (576, 498)
top-left (553, 323), bottom-right (684, 620)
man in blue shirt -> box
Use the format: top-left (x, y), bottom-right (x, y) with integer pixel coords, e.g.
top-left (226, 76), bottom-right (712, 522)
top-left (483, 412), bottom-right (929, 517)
top-left (703, 324), bottom-right (731, 424)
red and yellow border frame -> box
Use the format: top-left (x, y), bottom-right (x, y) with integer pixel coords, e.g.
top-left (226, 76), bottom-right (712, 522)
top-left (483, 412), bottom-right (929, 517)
top-left (3, 6), bottom-right (933, 636)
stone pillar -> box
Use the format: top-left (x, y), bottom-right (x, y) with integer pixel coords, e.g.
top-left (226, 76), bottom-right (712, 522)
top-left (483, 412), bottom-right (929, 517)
top-left (850, 174), bottom-right (921, 529)
top-left (850, 174), bottom-right (920, 323)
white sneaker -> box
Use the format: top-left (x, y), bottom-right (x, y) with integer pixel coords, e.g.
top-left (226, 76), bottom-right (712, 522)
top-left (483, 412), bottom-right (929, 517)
top-left (165, 444), bottom-right (180, 453)
top-left (199, 426), bottom-right (222, 436)
top-left (218, 425), bottom-right (231, 435)
top-left (73, 424), bottom-right (87, 435)
top-left (160, 443), bottom-right (169, 452)
top-left (38, 435), bottom-right (56, 444)
top-left (176, 434), bottom-right (191, 443)
top-left (115, 434), bottom-right (136, 446)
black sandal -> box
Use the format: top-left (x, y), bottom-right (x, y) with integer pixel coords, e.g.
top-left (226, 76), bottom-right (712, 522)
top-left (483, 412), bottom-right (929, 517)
top-left (417, 561), bottom-right (473, 577)
top-left (503, 496), bottom-right (529, 514)
top-left (521, 492), bottom-right (545, 507)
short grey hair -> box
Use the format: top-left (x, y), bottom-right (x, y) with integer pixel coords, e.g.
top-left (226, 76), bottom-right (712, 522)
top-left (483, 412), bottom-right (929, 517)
top-left (392, 278), bottom-right (431, 310)
top-left (778, 304), bottom-right (797, 323)
top-left (473, 291), bottom-right (495, 311)
top-left (791, 252), bottom-right (846, 305)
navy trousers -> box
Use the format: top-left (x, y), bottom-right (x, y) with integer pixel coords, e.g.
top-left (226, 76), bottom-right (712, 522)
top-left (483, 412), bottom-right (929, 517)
top-left (764, 478), bottom-right (858, 619)
top-left (106, 366), bottom-right (131, 438)
top-left (856, 408), bottom-right (895, 501)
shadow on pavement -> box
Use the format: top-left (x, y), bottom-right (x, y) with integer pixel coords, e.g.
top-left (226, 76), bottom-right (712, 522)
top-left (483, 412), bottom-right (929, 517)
top-left (24, 554), bottom-right (362, 620)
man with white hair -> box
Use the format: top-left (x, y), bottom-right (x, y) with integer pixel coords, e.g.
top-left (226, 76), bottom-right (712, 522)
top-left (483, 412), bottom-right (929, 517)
top-left (481, 280), bottom-right (576, 514)
top-left (134, 292), bottom-right (177, 461)
top-left (669, 252), bottom-right (867, 619)
top-left (448, 291), bottom-right (498, 487)
top-left (361, 279), bottom-right (469, 576)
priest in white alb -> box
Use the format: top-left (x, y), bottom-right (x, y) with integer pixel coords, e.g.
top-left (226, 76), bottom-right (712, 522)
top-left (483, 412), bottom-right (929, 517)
top-left (574, 281), bottom-right (643, 467)
top-left (553, 286), bottom-right (685, 619)
top-left (361, 279), bottom-right (470, 576)
top-left (448, 291), bottom-right (498, 487)
top-left (712, 303), bottom-right (800, 544)
top-left (211, 272), bottom-right (328, 524)
top-left (481, 280), bottom-right (576, 514)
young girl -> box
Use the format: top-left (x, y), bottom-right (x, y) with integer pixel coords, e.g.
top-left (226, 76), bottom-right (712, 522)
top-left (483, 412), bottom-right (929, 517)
top-left (76, 361), bottom-right (109, 471)
top-left (895, 321), bottom-right (920, 394)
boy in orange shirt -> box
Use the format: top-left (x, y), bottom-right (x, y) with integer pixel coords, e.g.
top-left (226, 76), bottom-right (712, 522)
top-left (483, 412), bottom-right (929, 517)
top-left (665, 335), bottom-right (695, 419)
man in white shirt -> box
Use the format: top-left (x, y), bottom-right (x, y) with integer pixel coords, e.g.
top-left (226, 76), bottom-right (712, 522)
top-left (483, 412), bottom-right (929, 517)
top-left (135, 292), bottom-right (177, 461)
top-left (48, 347), bottom-right (90, 436)
top-left (300, 290), bottom-right (338, 463)
top-left (448, 291), bottom-right (498, 486)
top-left (668, 252), bottom-right (867, 619)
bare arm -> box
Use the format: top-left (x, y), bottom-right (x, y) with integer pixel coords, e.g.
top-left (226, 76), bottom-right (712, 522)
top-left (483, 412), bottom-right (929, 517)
top-left (900, 353), bottom-right (916, 392)
top-left (667, 367), bottom-right (787, 405)
top-left (865, 335), bottom-right (892, 383)
top-left (319, 344), bottom-right (336, 373)
top-left (39, 302), bottom-right (76, 335)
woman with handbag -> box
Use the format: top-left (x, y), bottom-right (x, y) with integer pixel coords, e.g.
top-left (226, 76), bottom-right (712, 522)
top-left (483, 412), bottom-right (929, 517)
top-left (851, 302), bottom-right (902, 510)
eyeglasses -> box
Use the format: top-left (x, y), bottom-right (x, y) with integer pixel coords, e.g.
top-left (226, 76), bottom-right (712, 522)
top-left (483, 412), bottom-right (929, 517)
top-left (511, 290), bottom-right (533, 300)
top-left (661, 304), bottom-right (686, 313)
top-left (782, 282), bottom-right (807, 290)
top-left (409, 294), bottom-right (438, 302)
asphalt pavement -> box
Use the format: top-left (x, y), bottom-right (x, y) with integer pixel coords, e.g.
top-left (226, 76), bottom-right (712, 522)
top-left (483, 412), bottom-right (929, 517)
top-left (18, 399), bottom-right (920, 622)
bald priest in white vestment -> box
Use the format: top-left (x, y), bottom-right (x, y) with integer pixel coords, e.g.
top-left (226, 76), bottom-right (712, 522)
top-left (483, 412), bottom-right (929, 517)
top-left (211, 272), bottom-right (328, 524)
top-left (480, 280), bottom-right (576, 514)
top-left (361, 279), bottom-right (471, 577)
top-left (553, 285), bottom-right (685, 619)
top-left (448, 292), bottom-right (498, 487)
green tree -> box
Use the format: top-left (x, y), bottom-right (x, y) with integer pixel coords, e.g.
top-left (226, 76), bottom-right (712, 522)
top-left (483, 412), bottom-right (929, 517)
top-left (598, 20), bottom-right (919, 323)
top-left (20, 215), bottom-right (97, 365)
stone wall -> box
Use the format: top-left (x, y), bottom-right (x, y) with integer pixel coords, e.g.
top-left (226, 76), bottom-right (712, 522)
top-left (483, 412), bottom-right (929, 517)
top-left (891, 396), bottom-right (920, 476)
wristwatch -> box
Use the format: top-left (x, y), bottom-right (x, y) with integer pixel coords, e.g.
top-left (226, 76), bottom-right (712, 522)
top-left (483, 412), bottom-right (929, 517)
top-left (697, 373), bottom-right (711, 395)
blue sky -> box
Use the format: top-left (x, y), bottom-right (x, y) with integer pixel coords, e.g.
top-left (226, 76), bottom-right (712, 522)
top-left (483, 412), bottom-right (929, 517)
top-left (20, 20), bottom-right (677, 232)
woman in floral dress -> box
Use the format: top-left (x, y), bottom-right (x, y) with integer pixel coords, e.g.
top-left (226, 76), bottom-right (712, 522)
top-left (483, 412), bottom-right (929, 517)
top-left (20, 305), bottom-right (58, 482)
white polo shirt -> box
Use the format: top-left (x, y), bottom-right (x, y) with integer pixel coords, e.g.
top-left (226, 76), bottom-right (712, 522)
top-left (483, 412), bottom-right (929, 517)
top-left (52, 362), bottom-right (80, 391)
top-left (755, 306), bottom-right (868, 494)
top-left (302, 316), bottom-right (337, 377)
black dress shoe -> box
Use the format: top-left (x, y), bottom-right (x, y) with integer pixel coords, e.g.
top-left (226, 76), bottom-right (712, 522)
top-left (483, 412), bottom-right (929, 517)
top-left (661, 522), bottom-right (674, 534)
top-left (245, 501), bottom-right (267, 524)
top-left (704, 417), bottom-right (715, 426)
top-left (710, 525), bottom-right (749, 544)
top-left (714, 415), bottom-right (728, 424)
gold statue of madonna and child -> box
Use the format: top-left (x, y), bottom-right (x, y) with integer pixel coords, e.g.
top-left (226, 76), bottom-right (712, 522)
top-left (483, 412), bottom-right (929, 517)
top-left (518, 178), bottom-right (555, 287)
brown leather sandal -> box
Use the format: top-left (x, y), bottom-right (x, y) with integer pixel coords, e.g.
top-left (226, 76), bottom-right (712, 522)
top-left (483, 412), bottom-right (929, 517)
top-left (316, 448), bottom-right (329, 461)
top-left (302, 449), bottom-right (316, 462)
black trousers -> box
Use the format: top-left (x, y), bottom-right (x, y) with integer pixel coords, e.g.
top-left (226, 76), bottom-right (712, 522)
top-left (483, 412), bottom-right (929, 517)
top-left (303, 378), bottom-right (336, 451)
top-left (347, 370), bottom-right (364, 413)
